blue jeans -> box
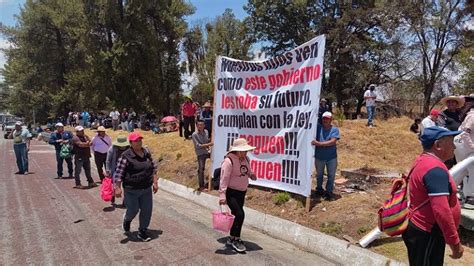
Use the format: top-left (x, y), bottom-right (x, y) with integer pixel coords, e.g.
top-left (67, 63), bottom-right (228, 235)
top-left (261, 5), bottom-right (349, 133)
top-left (315, 157), bottom-right (337, 195)
top-left (13, 143), bottom-right (28, 173)
top-left (367, 106), bottom-right (375, 126)
top-left (55, 150), bottom-right (73, 177)
top-left (124, 187), bottom-right (153, 231)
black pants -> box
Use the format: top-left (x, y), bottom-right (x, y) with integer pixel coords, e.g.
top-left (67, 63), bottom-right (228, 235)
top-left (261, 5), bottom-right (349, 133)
top-left (402, 222), bottom-right (446, 266)
top-left (226, 188), bottom-right (246, 238)
top-left (183, 116), bottom-right (195, 139)
top-left (94, 151), bottom-right (107, 181)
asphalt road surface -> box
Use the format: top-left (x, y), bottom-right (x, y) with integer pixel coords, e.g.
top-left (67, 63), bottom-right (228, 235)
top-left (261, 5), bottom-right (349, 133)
top-left (0, 136), bottom-right (336, 265)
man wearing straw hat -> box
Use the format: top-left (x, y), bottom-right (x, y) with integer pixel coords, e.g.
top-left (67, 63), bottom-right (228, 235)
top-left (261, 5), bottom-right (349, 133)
top-left (219, 138), bottom-right (257, 253)
top-left (199, 101), bottom-right (213, 138)
top-left (440, 95), bottom-right (465, 131)
top-left (91, 126), bottom-right (112, 182)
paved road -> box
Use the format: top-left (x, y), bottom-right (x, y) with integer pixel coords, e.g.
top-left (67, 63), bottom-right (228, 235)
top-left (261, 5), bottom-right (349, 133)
top-left (0, 136), bottom-right (335, 265)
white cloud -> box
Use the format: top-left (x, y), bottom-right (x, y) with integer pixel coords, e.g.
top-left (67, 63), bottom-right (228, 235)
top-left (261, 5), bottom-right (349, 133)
top-left (0, 38), bottom-right (12, 81)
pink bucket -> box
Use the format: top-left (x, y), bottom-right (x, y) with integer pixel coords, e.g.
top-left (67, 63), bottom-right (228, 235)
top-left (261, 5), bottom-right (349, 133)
top-left (212, 208), bottom-right (235, 233)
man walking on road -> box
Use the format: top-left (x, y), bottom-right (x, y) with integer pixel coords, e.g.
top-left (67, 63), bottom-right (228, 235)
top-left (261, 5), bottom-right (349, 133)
top-left (402, 126), bottom-right (464, 265)
top-left (91, 126), bottom-right (112, 182)
top-left (192, 120), bottom-right (213, 191)
top-left (49, 123), bottom-right (74, 179)
top-left (72, 126), bottom-right (97, 188)
top-left (364, 85), bottom-right (377, 127)
top-left (9, 121), bottom-right (31, 175)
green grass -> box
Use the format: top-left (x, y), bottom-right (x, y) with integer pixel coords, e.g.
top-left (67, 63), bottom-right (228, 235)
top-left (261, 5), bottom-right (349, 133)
top-left (320, 221), bottom-right (342, 235)
top-left (273, 192), bottom-right (291, 205)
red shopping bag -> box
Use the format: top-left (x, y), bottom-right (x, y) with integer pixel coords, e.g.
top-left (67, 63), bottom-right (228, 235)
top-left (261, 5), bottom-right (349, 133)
top-left (100, 177), bottom-right (114, 202)
top-left (212, 206), bottom-right (235, 233)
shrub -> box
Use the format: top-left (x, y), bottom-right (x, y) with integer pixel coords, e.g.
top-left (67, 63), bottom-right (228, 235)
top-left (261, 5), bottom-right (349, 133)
top-left (273, 192), bottom-right (291, 205)
top-left (320, 221), bottom-right (342, 235)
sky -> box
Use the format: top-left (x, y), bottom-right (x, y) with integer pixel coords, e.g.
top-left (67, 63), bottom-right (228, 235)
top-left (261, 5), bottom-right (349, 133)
top-left (0, 0), bottom-right (248, 81)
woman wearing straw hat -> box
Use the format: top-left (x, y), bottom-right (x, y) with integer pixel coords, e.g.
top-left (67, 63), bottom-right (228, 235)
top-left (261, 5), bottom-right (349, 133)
top-left (106, 135), bottom-right (130, 207)
top-left (219, 138), bottom-right (257, 253)
top-left (91, 126), bottom-right (112, 182)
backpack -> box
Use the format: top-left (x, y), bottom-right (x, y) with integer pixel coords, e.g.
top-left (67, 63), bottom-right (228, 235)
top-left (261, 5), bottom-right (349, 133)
top-left (100, 177), bottom-right (114, 202)
top-left (59, 143), bottom-right (72, 159)
top-left (378, 167), bottom-right (429, 236)
top-left (213, 155), bottom-right (250, 190)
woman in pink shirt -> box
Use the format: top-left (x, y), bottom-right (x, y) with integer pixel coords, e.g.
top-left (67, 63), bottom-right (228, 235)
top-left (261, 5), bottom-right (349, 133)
top-left (219, 138), bottom-right (257, 253)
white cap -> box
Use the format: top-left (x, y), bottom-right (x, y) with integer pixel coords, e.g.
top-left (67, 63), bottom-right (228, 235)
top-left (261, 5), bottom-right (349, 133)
top-left (55, 122), bottom-right (64, 127)
top-left (15, 121), bottom-right (22, 126)
top-left (75, 126), bottom-right (84, 131)
top-left (322, 111), bottom-right (333, 119)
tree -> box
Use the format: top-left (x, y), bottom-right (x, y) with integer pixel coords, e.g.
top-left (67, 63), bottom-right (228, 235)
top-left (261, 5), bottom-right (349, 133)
top-left (183, 9), bottom-right (253, 104)
top-left (244, 0), bottom-right (402, 109)
top-left (400, 0), bottom-right (469, 115)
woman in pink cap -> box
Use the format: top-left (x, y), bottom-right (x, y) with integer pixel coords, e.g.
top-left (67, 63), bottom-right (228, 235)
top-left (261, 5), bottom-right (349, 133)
top-left (113, 131), bottom-right (158, 241)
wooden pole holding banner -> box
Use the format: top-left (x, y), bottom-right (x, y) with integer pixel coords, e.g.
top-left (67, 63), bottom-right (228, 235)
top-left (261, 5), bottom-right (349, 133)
top-left (208, 57), bottom-right (219, 192)
top-left (305, 196), bottom-right (311, 213)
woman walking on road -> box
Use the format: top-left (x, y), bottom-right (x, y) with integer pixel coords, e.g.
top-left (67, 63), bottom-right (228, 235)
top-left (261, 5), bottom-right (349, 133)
top-left (114, 132), bottom-right (158, 241)
top-left (219, 138), bottom-right (257, 253)
top-left (106, 134), bottom-right (130, 207)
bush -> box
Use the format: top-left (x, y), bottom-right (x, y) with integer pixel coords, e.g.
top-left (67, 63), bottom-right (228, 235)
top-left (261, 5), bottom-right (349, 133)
top-left (273, 192), bottom-right (291, 205)
top-left (332, 107), bottom-right (346, 127)
top-left (320, 221), bottom-right (342, 235)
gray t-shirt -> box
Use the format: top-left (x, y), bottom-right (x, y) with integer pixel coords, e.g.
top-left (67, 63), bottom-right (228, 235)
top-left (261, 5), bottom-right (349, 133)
top-left (192, 130), bottom-right (210, 156)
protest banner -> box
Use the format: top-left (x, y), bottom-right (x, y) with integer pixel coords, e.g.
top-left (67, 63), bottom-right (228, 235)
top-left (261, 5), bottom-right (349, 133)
top-left (211, 35), bottom-right (326, 197)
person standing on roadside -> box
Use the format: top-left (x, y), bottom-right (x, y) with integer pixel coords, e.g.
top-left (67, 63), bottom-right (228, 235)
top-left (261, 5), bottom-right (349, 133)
top-left (192, 120), bottom-right (213, 191)
top-left (364, 85), bottom-right (377, 127)
top-left (91, 126), bottom-right (112, 182)
top-left (421, 109), bottom-right (440, 134)
top-left (311, 111), bottom-right (340, 201)
top-left (106, 134), bottom-right (130, 207)
top-left (199, 102), bottom-right (213, 139)
top-left (114, 132), bottom-right (158, 241)
top-left (121, 108), bottom-right (129, 131)
top-left (110, 108), bottom-right (120, 131)
top-left (402, 126), bottom-right (464, 265)
top-left (9, 121), bottom-right (31, 175)
top-left (219, 138), bottom-right (257, 253)
top-left (72, 126), bottom-right (97, 189)
top-left (49, 123), bottom-right (74, 179)
top-left (181, 96), bottom-right (197, 139)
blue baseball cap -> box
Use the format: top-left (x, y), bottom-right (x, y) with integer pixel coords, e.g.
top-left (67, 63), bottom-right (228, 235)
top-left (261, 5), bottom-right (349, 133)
top-left (420, 126), bottom-right (462, 149)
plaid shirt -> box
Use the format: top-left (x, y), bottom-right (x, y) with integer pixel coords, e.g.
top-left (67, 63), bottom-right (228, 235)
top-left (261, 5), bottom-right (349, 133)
top-left (114, 148), bottom-right (157, 184)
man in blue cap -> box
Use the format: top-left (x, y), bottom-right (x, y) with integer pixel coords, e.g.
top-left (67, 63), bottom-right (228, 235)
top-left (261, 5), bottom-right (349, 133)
top-left (402, 126), bottom-right (464, 265)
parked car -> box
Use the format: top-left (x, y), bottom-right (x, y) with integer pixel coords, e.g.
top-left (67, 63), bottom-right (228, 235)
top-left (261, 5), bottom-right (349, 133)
top-left (3, 121), bottom-right (16, 139)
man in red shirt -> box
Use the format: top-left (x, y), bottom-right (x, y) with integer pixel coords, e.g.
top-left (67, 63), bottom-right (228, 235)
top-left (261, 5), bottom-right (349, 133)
top-left (403, 126), bottom-right (464, 265)
top-left (181, 96), bottom-right (197, 139)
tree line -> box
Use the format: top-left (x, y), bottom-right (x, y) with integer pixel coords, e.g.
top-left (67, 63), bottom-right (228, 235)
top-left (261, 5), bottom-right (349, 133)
top-left (0, 0), bottom-right (472, 123)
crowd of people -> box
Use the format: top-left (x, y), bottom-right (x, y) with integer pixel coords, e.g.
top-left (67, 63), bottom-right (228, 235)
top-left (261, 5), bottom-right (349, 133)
top-left (5, 92), bottom-right (474, 260)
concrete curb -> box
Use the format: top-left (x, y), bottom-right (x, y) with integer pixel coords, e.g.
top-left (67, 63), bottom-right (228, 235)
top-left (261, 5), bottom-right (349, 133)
top-left (158, 178), bottom-right (404, 266)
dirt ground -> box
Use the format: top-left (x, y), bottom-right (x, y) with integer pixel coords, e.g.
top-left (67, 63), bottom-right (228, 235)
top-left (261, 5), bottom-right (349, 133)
top-left (84, 117), bottom-right (474, 264)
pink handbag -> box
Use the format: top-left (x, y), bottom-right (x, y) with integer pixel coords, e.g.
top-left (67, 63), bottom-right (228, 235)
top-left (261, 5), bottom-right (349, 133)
top-left (212, 206), bottom-right (235, 233)
top-left (100, 176), bottom-right (114, 202)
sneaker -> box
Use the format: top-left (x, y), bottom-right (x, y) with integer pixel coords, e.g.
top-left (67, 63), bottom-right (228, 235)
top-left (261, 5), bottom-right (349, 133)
top-left (314, 189), bottom-right (325, 197)
top-left (24, 172), bottom-right (29, 175)
top-left (67, 175), bottom-right (74, 179)
top-left (88, 182), bottom-right (98, 188)
top-left (137, 230), bottom-right (151, 242)
top-left (73, 184), bottom-right (85, 189)
top-left (231, 239), bottom-right (246, 252)
top-left (323, 193), bottom-right (334, 201)
top-left (122, 217), bottom-right (131, 233)
top-left (14, 171), bottom-right (24, 175)
top-left (226, 237), bottom-right (234, 246)
top-left (55, 176), bottom-right (62, 179)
